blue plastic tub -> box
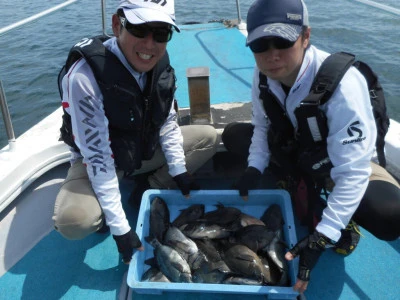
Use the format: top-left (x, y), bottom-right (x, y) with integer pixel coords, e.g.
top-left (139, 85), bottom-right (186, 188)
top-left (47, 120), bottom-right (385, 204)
top-left (127, 189), bottom-right (299, 299)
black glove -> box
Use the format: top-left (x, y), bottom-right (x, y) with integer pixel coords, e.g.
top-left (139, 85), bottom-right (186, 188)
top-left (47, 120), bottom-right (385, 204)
top-left (289, 231), bottom-right (335, 281)
top-left (173, 172), bottom-right (200, 196)
top-left (235, 166), bottom-right (262, 197)
top-left (113, 229), bottom-right (142, 263)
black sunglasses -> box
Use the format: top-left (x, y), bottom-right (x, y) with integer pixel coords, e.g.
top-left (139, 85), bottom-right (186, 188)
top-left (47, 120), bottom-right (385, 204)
top-left (119, 16), bottom-right (173, 43)
top-left (249, 37), bottom-right (296, 53)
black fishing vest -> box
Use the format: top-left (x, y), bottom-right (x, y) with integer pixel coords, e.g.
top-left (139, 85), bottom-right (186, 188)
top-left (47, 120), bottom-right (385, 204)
top-left (59, 36), bottom-right (176, 172)
top-left (259, 73), bottom-right (333, 179)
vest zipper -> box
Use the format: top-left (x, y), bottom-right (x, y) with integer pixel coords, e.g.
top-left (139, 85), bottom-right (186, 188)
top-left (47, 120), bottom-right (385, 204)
top-left (142, 97), bottom-right (150, 142)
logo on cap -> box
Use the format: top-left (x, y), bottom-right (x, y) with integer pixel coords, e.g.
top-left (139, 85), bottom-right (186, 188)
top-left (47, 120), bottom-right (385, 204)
top-left (144, 0), bottom-right (167, 7)
top-left (287, 13), bottom-right (302, 21)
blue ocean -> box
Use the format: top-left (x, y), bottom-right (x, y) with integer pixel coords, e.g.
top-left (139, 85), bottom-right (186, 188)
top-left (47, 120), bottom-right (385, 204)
top-left (0, 0), bottom-right (399, 148)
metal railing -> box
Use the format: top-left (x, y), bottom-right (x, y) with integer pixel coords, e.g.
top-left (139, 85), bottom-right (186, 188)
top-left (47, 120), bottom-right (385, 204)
top-left (0, 81), bottom-right (16, 150)
top-left (0, 0), bottom-right (78, 151)
top-left (0, 0), bottom-right (78, 36)
top-left (235, 0), bottom-right (242, 24)
top-left (353, 0), bottom-right (400, 16)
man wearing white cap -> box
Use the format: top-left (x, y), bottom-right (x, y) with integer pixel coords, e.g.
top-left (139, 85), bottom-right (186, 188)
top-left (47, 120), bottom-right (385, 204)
top-left (53, 0), bottom-right (218, 264)
top-left (222, 0), bottom-right (400, 294)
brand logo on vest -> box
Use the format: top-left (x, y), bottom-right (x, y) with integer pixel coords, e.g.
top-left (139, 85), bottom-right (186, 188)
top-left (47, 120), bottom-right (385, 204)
top-left (74, 38), bottom-right (93, 48)
top-left (343, 121), bottom-right (366, 145)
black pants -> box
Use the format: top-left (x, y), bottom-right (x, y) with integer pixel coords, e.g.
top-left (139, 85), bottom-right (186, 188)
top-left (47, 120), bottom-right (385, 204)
top-left (222, 122), bottom-right (400, 241)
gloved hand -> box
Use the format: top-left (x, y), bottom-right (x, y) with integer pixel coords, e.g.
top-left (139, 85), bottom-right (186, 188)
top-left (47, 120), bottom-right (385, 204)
top-left (235, 166), bottom-right (262, 199)
top-left (113, 229), bottom-right (143, 264)
top-left (173, 172), bottom-right (200, 197)
top-left (287, 230), bottom-right (334, 281)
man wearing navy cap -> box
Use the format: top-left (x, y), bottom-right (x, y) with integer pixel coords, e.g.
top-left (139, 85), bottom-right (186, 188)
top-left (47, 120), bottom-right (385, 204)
top-left (222, 0), bottom-right (400, 293)
top-left (53, 0), bottom-right (218, 264)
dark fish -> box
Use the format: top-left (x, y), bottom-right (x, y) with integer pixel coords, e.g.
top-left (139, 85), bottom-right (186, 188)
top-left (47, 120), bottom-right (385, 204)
top-left (237, 212), bottom-right (266, 227)
top-left (149, 197), bottom-right (170, 242)
top-left (141, 266), bottom-right (171, 282)
top-left (146, 237), bottom-right (192, 283)
top-left (261, 204), bottom-right (284, 231)
top-left (260, 204), bottom-right (289, 285)
top-left (164, 226), bottom-right (198, 259)
top-left (223, 244), bottom-right (272, 284)
top-left (192, 260), bottom-right (232, 284)
top-left (222, 276), bottom-right (262, 285)
top-left (230, 224), bottom-right (275, 252)
top-left (264, 229), bottom-right (289, 286)
top-left (200, 203), bottom-right (242, 225)
top-left (194, 239), bottom-right (223, 263)
top-left (163, 226), bottom-right (206, 270)
top-left (180, 222), bottom-right (232, 239)
top-left (172, 204), bottom-right (205, 228)
top-left (259, 253), bottom-right (288, 286)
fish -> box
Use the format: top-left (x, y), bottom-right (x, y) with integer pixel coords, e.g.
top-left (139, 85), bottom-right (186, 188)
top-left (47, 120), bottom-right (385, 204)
top-left (180, 222), bottom-right (233, 239)
top-left (200, 203), bottom-right (242, 225)
top-left (259, 204), bottom-right (289, 285)
top-left (229, 224), bottom-right (275, 253)
top-left (223, 244), bottom-right (272, 284)
top-left (163, 226), bottom-right (206, 270)
top-left (194, 239), bottom-right (223, 263)
top-left (263, 229), bottom-right (289, 286)
top-left (222, 276), bottom-right (262, 285)
top-left (192, 259), bottom-right (232, 284)
top-left (237, 212), bottom-right (266, 227)
top-left (259, 253), bottom-right (288, 286)
top-left (149, 197), bottom-right (170, 242)
top-left (145, 237), bottom-right (192, 283)
top-left (172, 204), bottom-right (205, 228)
top-left (261, 204), bottom-right (285, 231)
top-left (141, 266), bottom-right (171, 282)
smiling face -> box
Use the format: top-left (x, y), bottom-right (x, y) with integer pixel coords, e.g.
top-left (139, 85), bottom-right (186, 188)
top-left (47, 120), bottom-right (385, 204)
top-left (253, 27), bottom-right (311, 87)
top-left (112, 14), bottom-right (168, 73)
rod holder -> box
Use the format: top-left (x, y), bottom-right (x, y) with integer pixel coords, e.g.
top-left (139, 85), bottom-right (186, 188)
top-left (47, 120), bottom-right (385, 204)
top-left (186, 67), bottom-right (211, 124)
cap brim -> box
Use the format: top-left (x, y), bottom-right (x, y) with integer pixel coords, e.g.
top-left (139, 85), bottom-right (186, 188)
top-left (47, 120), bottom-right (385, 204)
top-left (246, 23), bottom-right (302, 46)
top-left (123, 7), bottom-right (180, 32)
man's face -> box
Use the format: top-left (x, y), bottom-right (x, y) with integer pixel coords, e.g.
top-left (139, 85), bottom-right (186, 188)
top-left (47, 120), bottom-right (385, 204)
top-left (112, 14), bottom-right (170, 73)
top-left (252, 28), bottom-right (311, 87)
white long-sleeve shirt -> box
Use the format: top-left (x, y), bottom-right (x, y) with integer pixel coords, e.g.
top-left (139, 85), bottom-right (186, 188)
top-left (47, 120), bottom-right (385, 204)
top-left (249, 45), bottom-right (377, 241)
top-left (61, 37), bottom-right (186, 236)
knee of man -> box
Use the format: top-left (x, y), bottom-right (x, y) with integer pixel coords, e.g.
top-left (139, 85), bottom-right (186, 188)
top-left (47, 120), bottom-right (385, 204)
top-left (204, 125), bottom-right (218, 146)
top-left (222, 122), bottom-right (253, 155)
top-left (53, 205), bottom-right (103, 240)
top-left (53, 178), bottom-right (103, 240)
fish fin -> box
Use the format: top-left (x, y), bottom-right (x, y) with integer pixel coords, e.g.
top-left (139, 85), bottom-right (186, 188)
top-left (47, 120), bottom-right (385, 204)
top-left (235, 254), bottom-right (257, 262)
top-left (215, 202), bottom-right (225, 209)
top-left (145, 235), bottom-right (160, 248)
top-left (144, 257), bottom-right (157, 267)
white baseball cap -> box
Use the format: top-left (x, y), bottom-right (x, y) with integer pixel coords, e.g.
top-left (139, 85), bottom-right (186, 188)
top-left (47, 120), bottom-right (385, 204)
top-left (118, 0), bottom-right (180, 32)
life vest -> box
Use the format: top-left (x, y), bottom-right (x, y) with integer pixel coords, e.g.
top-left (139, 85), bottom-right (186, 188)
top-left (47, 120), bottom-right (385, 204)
top-left (58, 35), bottom-right (176, 172)
top-left (259, 52), bottom-right (389, 181)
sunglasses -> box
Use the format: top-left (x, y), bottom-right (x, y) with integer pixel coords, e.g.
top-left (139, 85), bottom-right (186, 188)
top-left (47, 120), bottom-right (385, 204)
top-left (119, 16), bottom-right (173, 43)
top-left (249, 37), bottom-right (296, 53)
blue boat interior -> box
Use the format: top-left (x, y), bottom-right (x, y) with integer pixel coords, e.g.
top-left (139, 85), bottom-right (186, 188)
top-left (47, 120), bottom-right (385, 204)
top-left (0, 23), bottom-right (399, 300)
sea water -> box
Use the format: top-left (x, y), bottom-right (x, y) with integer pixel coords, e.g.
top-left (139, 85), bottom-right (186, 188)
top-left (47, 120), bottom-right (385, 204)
top-left (0, 0), bottom-right (399, 148)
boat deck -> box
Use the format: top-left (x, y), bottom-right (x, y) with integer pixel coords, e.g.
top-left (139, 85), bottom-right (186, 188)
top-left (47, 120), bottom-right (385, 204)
top-left (0, 22), bottom-right (399, 300)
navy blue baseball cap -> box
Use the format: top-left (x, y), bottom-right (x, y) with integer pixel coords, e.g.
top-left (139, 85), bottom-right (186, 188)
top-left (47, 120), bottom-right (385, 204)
top-left (246, 0), bottom-right (309, 46)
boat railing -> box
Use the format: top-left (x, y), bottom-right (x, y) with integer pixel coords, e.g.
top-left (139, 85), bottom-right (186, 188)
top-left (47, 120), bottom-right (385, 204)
top-left (0, 81), bottom-right (15, 151)
top-left (0, 0), bottom-right (78, 151)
